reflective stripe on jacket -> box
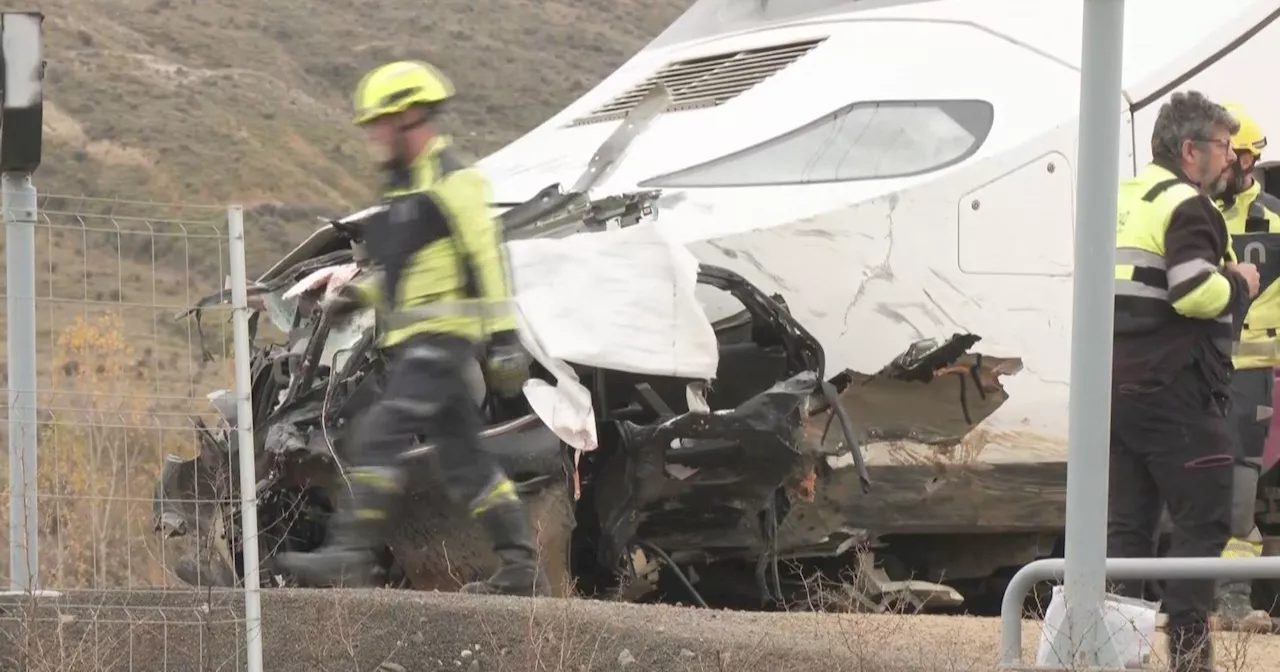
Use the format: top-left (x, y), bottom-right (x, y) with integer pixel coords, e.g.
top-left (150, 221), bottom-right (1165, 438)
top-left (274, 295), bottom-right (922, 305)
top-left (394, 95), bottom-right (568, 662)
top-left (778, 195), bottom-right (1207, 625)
top-left (1114, 163), bottom-right (1235, 359)
top-left (1222, 181), bottom-right (1280, 369)
top-left (352, 136), bottom-right (518, 347)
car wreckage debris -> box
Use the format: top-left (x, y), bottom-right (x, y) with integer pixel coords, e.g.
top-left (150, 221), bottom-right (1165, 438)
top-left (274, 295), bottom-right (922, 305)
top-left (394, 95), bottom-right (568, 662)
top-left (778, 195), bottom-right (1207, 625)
top-left (153, 198), bottom-right (1023, 612)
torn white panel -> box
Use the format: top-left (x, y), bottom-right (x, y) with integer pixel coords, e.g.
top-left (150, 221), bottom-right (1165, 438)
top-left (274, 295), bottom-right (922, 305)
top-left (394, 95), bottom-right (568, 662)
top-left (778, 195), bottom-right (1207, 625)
top-left (685, 381), bottom-right (710, 414)
top-left (523, 379), bottom-right (596, 452)
top-left (283, 262), bottom-right (361, 301)
top-left (506, 222), bottom-right (719, 379)
top-left (515, 302), bottom-right (598, 452)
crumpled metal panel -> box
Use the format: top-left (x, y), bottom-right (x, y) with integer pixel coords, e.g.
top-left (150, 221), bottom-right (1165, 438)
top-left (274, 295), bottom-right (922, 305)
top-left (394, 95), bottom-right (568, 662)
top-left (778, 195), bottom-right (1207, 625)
top-left (593, 371), bottom-right (821, 564)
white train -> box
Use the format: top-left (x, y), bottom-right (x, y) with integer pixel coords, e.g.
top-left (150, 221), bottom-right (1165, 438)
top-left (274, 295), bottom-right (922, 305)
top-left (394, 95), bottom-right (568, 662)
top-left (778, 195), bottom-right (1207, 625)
top-left (477, 0), bottom-right (1280, 602)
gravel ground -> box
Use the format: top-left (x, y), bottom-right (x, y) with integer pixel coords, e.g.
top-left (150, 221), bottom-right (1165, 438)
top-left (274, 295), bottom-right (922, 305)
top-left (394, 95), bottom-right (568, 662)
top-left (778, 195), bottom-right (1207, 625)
top-left (3, 589), bottom-right (1280, 670)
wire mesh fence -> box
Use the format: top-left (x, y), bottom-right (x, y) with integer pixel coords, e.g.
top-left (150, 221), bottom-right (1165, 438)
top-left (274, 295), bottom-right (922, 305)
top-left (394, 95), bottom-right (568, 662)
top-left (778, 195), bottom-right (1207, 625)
top-left (0, 191), bottom-right (262, 670)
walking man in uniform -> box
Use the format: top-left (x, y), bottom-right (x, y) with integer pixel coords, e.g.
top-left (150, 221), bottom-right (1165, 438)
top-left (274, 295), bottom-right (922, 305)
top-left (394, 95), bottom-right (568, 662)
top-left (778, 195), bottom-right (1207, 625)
top-left (1107, 91), bottom-right (1259, 671)
top-left (1214, 101), bottom-right (1280, 632)
top-left (277, 61), bottom-right (551, 597)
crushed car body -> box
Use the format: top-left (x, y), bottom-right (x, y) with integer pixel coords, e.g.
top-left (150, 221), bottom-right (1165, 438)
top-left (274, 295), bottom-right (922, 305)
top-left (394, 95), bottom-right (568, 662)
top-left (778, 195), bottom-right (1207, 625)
top-left (154, 199), bottom-right (1020, 609)
top-left (155, 89), bottom-right (1024, 609)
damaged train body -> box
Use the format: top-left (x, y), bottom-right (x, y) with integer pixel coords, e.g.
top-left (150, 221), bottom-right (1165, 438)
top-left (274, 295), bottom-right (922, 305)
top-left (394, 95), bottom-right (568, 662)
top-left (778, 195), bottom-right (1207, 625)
top-left (468, 0), bottom-right (1280, 606)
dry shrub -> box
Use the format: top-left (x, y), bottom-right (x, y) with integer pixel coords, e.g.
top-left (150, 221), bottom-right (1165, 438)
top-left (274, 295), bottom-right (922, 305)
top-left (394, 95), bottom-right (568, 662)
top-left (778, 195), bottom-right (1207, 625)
top-left (1, 311), bottom-right (220, 591)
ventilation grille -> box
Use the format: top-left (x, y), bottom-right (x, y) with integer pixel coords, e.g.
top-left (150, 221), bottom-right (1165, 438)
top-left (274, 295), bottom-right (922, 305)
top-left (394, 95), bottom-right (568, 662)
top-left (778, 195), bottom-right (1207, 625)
top-left (569, 38), bottom-right (827, 127)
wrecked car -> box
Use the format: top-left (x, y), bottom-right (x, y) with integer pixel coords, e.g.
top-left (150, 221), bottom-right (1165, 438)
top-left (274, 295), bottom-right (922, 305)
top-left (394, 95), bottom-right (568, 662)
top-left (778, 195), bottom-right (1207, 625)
top-left (153, 202), bottom-right (1021, 611)
top-left (153, 89), bottom-right (1024, 610)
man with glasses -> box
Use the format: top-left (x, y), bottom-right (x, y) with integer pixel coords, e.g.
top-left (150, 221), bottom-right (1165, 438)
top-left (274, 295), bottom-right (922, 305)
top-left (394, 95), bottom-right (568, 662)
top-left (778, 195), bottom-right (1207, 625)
top-left (1107, 90), bottom-right (1259, 672)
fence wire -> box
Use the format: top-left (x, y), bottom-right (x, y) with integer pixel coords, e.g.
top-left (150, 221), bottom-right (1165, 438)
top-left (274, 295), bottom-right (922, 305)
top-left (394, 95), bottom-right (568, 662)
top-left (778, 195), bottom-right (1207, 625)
top-left (1, 192), bottom-right (261, 671)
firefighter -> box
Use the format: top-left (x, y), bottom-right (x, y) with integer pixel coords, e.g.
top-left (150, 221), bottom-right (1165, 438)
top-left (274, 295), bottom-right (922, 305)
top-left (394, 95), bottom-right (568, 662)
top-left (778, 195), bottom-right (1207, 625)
top-left (1215, 101), bottom-right (1280, 632)
top-left (276, 61), bottom-right (551, 597)
top-left (1107, 91), bottom-right (1259, 672)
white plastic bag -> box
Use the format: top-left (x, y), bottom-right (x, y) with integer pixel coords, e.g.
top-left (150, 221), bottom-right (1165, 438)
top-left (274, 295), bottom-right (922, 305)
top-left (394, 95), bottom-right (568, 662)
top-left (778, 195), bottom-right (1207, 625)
top-left (1035, 585), bottom-right (1158, 668)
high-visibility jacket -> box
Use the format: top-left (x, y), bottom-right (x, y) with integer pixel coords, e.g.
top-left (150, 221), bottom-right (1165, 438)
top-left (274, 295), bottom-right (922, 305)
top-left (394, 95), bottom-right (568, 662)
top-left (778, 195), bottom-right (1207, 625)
top-left (1114, 163), bottom-right (1238, 363)
top-left (352, 136), bottom-right (517, 348)
top-left (1220, 181), bottom-right (1280, 369)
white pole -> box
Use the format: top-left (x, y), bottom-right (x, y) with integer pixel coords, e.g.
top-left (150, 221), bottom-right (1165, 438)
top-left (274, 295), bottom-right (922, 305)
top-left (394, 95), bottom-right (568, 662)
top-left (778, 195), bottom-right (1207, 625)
top-left (1062, 0), bottom-right (1126, 666)
top-left (227, 205), bottom-right (265, 672)
top-left (2, 11), bottom-right (44, 592)
top-left (4, 172), bottom-right (38, 592)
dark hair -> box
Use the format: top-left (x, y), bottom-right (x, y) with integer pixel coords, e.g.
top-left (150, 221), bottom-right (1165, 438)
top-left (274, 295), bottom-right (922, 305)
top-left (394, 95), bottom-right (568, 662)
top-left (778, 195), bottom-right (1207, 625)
top-left (1151, 91), bottom-right (1240, 164)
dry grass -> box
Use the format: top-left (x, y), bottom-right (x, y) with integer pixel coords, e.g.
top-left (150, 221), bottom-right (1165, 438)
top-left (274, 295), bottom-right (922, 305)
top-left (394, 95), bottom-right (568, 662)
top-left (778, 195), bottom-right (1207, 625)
top-left (0, 310), bottom-right (230, 591)
top-left (5, 532), bottom-right (1280, 670)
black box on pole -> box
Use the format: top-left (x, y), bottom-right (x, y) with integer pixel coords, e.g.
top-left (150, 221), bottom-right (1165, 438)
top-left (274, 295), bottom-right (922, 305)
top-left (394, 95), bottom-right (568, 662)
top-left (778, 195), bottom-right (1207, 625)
top-left (0, 12), bottom-right (44, 173)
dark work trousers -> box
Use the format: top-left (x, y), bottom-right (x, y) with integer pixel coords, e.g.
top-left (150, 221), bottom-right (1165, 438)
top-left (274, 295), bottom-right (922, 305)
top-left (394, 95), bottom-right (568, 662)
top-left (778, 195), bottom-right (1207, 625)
top-left (1107, 362), bottom-right (1235, 658)
top-left (1228, 366), bottom-right (1272, 537)
top-left (347, 331), bottom-right (504, 507)
top-left (1229, 366), bottom-right (1274, 465)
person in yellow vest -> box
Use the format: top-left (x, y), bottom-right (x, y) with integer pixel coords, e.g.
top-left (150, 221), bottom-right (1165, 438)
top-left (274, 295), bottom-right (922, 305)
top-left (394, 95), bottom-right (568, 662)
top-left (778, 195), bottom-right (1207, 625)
top-left (1214, 101), bottom-right (1280, 632)
top-left (1107, 91), bottom-right (1259, 672)
top-left (276, 61), bottom-right (550, 597)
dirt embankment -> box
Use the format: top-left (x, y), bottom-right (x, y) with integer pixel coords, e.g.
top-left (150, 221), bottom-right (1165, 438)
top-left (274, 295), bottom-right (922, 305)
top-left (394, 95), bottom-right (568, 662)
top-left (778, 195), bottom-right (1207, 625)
top-left (4, 589), bottom-right (1280, 671)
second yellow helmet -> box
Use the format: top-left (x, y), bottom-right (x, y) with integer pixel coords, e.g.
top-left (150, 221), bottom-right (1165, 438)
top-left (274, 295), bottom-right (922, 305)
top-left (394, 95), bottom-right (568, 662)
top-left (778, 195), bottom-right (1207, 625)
top-left (1223, 101), bottom-right (1267, 156)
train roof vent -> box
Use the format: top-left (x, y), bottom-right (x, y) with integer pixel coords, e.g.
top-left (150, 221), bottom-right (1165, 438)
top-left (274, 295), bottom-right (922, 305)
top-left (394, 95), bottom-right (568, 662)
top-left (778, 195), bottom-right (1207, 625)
top-left (569, 37), bottom-right (827, 127)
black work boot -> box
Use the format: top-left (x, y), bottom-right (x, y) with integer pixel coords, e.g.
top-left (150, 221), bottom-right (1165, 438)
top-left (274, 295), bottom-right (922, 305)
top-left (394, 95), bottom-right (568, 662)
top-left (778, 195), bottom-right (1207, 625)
top-left (1216, 578), bottom-right (1272, 633)
top-left (276, 466), bottom-right (405, 588)
top-left (1214, 535), bottom-right (1272, 633)
top-left (460, 500), bottom-right (552, 597)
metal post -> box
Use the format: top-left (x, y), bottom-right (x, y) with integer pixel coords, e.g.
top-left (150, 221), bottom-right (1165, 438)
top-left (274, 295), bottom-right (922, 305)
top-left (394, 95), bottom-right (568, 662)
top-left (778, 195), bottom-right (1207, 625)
top-left (227, 205), bottom-right (265, 672)
top-left (5, 172), bottom-right (39, 591)
top-left (1000, 557), bottom-right (1280, 667)
top-left (1060, 0), bottom-right (1127, 667)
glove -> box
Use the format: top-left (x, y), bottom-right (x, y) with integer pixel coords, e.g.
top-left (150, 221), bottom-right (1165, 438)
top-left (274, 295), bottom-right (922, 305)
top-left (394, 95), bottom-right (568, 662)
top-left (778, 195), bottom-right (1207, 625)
top-left (320, 284), bottom-right (364, 322)
top-left (485, 330), bottom-right (532, 398)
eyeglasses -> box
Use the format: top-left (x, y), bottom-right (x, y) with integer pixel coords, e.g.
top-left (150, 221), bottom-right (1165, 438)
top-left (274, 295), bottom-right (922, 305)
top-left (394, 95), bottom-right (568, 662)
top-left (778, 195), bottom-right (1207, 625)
top-left (1197, 138), bottom-right (1232, 153)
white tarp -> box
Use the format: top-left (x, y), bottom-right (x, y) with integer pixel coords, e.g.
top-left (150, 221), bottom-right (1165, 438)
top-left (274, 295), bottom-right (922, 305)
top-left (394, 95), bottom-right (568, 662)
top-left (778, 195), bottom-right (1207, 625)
top-left (507, 222), bottom-right (721, 453)
top-left (505, 222), bottom-right (720, 379)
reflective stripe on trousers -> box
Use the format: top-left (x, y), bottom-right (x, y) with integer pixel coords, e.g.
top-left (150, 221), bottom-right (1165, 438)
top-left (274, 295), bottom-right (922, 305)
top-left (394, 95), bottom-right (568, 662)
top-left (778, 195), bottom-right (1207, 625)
top-left (1221, 536), bottom-right (1263, 559)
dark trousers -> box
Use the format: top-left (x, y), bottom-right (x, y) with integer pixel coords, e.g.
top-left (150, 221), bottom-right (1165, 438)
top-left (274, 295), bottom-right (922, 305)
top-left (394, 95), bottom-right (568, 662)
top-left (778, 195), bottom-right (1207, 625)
top-left (1107, 363), bottom-right (1235, 641)
top-left (348, 332), bottom-right (502, 507)
top-left (1229, 366), bottom-right (1274, 461)
top-left (1228, 366), bottom-right (1272, 535)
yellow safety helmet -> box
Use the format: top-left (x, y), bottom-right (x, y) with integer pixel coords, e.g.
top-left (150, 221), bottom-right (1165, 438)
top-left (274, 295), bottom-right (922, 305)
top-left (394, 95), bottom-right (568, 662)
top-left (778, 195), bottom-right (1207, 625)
top-left (1223, 101), bottom-right (1267, 156)
top-left (352, 61), bottom-right (455, 126)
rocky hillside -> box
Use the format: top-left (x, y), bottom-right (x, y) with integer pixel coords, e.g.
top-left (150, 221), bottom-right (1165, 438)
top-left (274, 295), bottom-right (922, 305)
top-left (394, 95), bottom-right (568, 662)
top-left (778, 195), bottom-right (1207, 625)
top-left (0, 0), bottom-right (690, 384)
top-left (27, 0), bottom-right (684, 254)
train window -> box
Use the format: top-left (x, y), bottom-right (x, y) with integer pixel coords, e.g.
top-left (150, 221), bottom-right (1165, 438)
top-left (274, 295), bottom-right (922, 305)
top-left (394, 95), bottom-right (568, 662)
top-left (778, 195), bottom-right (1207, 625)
top-left (639, 99), bottom-right (994, 188)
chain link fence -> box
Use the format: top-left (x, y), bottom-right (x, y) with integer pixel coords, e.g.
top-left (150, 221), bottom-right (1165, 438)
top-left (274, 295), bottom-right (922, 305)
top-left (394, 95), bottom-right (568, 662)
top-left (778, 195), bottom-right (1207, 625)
top-left (0, 184), bottom-right (263, 671)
